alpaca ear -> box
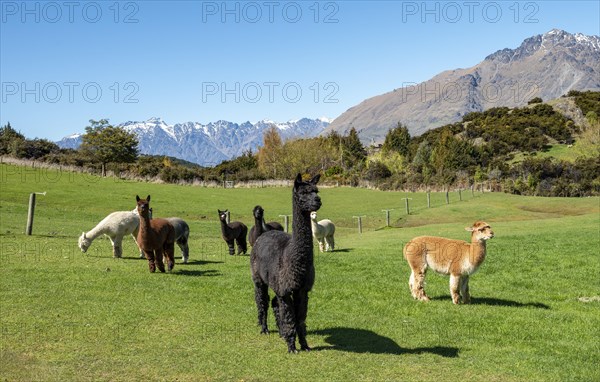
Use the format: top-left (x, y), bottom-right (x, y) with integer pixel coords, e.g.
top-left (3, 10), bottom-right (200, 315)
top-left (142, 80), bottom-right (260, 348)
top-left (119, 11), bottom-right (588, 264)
top-left (465, 226), bottom-right (474, 232)
top-left (82, 232), bottom-right (87, 238)
top-left (136, 195), bottom-right (140, 202)
top-left (294, 173), bottom-right (303, 189)
top-left (309, 174), bottom-right (320, 185)
top-left (147, 195), bottom-right (151, 202)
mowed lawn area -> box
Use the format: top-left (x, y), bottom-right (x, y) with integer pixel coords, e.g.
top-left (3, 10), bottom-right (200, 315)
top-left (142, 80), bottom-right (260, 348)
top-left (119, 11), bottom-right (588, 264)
top-left (1, 163), bottom-right (599, 381)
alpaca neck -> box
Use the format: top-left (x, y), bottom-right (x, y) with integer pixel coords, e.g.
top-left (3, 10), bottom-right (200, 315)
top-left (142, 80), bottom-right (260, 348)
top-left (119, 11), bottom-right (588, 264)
top-left (469, 239), bottom-right (487, 265)
top-left (86, 223), bottom-right (108, 241)
top-left (139, 212), bottom-right (151, 234)
top-left (290, 199), bottom-right (314, 262)
top-left (260, 219), bottom-right (269, 232)
top-left (220, 219), bottom-right (230, 235)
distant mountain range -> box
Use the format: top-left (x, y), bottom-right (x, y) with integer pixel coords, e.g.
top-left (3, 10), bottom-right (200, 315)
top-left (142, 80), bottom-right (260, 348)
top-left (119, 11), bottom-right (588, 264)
top-left (57, 117), bottom-right (331, 166)
top-left (326, 29), bottom-right (600, 143)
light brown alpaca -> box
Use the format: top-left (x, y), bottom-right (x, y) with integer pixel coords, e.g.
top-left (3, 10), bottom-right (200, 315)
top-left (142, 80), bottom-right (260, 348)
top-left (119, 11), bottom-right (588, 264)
top-left (403, 221), bottom-right (494, 304)
top-left (136, 195), bottom-right (176, 273)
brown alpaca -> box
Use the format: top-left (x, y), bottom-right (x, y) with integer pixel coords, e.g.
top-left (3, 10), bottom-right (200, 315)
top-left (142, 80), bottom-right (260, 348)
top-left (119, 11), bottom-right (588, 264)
top-left (136, 195), bottom-right (176, 273)
top-left (403, 221), bottom-right (494, 304)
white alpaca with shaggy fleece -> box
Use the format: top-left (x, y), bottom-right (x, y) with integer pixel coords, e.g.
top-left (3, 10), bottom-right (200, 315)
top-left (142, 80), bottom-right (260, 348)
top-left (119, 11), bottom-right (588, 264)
top-left (310, 211), bottom-right (335, 252)
top-left (78, 211), bottom-right (140, 258)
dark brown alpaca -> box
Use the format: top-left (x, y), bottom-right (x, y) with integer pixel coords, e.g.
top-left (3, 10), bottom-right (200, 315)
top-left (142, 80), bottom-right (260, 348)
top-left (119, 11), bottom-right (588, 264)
top-left (136, 195), bottom-right (176, 273)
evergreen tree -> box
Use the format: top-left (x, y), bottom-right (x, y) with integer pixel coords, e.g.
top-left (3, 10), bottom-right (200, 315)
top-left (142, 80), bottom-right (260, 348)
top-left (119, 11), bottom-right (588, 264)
top-left (382, 122), bottom-right (411, 157)
top-left (341, 127), bottom-right (366, 169)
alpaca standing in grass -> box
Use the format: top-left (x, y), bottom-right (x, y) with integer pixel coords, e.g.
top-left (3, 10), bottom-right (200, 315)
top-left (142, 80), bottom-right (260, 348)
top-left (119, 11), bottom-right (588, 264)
top-left (310, 211), bottom-right (335, 252)
top-left (78, 211), bottom-right (140, 258)
top-left (218, 209), bottom-right (248, 256)
top-left (251, 174), bottom-right (322, 353)
top-left (403, 221), bottom-right (494, 304)
top-left (134, 209), bottom-right (191, 264)
top-left (136, 195), bottom-right (176, 273)
top-left (249, 205), bottom-right (284, 246)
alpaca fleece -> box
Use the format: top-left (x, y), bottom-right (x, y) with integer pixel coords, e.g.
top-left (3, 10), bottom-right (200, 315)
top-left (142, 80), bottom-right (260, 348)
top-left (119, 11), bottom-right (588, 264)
top-left (250, 174), bottom-right (321, 353)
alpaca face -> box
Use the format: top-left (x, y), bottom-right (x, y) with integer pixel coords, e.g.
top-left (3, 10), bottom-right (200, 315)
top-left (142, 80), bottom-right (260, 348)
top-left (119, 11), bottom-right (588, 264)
top-left (78, 232), bottom-right (91, 252)
top-left (310, 211), bottom-right (318, 221)
top-left (136, 195), bottom-right (151, 218)
top-left (294, 174), bottom-right (322, 213)
top-left (253, 206), bottom-right (264, 220)
top-left (466, 221), bottom-right (494, 241)
top-left (218, 209), bottom-right (229, 223)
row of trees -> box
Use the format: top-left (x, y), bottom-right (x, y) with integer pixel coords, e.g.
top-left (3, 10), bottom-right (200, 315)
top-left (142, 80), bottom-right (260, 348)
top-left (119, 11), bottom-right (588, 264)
top-left (2, 92), bottom-right (599, 196)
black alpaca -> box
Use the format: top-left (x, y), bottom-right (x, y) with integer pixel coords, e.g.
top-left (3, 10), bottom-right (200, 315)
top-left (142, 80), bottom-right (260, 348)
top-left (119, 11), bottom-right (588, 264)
top-left (250, 174), bottom-right (322, 353)
top-left (249, 205), bottom-right (284, 246)
top-left (218, 209), bottom-right (248, 256)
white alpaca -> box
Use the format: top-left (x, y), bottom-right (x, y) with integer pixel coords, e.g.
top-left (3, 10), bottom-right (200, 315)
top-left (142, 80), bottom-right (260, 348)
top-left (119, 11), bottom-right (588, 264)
top-left (78, 211), bottom-right (140, 258)
top-left (310, 211), bottom-right (335, 252)
top-left (79, 209), bottom-right (191, 261)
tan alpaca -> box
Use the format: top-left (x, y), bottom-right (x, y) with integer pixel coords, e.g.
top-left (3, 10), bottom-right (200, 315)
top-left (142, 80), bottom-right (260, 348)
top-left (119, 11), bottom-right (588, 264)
top-left (403, 221), bottom-right (494, 304)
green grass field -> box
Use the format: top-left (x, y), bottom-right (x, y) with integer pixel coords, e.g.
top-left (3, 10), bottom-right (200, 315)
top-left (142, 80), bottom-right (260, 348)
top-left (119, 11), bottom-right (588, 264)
top-left (1, 163), bottom-right (599, 381)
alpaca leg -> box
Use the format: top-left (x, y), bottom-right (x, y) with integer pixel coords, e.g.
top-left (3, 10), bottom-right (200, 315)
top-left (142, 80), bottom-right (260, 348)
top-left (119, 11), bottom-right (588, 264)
top-left (178, 239), bottom-right (189, 264)
top-left (132, 233), bottom-right (144, 258)
top-left (278, 294), bottom-right (298, 353)
top-left (271, 297), bottom-right (282, 336)
top-left (328, 235), bottom-right (335, 251)
top-left (254, 282), bottom-right (270, 334)
top-left (236, 237), bottom-right (247, 255)
top-left (450, 274), bottom-right (461, 304)
top-left (113, 237), bottom-right (123, 258)
top-left (294, 290), bottom-right (310, 351)
top-left (155, 250), bottom-right (166, 273)
top-left (318, 239), bottom-right (324, 253)
top-left (413, 267), bottom-right (430, 301)
top-left (460, 275), bottom-right (471, 304)
top-left (408, 270), bottom-right (416, 299)
top-left (226, 240), bottom-right (235, 256)
top-left (164, 242), bottom-right (175, 272)
top-left (143, 250), bottom-right (156, 273)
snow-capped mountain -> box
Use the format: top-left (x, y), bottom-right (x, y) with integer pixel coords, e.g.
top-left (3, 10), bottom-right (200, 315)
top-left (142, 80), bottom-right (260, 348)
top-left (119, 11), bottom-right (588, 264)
top-left (56, 117), bottom-right (330, 166)
top-left (327, 29), bottom-right (600, 142)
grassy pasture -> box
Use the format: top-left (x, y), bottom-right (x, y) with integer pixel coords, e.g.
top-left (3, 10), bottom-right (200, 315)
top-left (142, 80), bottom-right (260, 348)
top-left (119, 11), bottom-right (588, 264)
top-left (1, 163), bottom-right (599, 381)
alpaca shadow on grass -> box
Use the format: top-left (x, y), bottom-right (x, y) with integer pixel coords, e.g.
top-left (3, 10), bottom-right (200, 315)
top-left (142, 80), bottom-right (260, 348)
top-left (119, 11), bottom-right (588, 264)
top-left (432, 295), bottom-right (550, 309)
top-left (329, 248), bottom-right (353, 253)
top-left (174, 269), bottom-right (221, 277)
top-left (182, 259), bottom-right (224, 266)
top-left (310, 327), bottom-right (459, 357)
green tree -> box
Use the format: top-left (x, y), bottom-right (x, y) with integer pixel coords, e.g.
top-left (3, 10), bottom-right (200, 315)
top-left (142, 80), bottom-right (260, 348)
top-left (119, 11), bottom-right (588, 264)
top-left (0, 122), bottom-right (25, 155)
top-left (257, 126), bottom-right (284, 178)
top-left (382, 122), bottom-right (410, 156)
top-left (341, 127), bottom-right (366, 170)
top-left (80, 119), bottom-right (139, 176)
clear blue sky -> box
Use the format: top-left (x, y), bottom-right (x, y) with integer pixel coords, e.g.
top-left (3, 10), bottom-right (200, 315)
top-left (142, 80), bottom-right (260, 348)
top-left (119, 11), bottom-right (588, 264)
top-left (1, 0), bottom-right (599, 141)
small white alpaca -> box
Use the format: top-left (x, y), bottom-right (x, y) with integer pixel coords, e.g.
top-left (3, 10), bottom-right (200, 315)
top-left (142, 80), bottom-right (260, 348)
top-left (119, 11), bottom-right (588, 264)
top-left (403, 221), bottom-right (494, 304)
top-left (310, 211), bottom-right (335, 252)
top-left (78, 211), bottom-right (140, 258)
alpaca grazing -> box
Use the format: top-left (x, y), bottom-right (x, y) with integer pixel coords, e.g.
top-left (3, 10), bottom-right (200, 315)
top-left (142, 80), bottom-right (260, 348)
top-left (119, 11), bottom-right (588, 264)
top-left (136, 195), bottom-right (176, 273)
top-left (218, 209), bottom-right (248, 256)
top-left (310, 211), bottom-right (335, 252)
top-left (403, 221), bottom-right (494, 304)
top-left (249, 205), bottom-right (284, 246)
top-left (78, 211), bottom-right (140, 258)
top-left (251, 174), bottom-right (322, 353)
